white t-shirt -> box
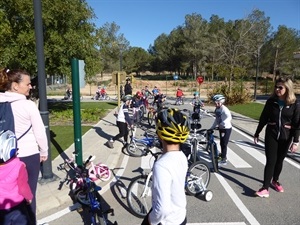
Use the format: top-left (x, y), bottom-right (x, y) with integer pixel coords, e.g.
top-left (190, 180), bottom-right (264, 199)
top-left (149, 151), bottom-right (188, 225)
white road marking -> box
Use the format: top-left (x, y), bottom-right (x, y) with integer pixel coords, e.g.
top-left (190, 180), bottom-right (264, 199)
top-left (215, 173), bottom-right (260, 225)
top-left (233, 140), bottom-right (266, 165)
top-left (215, 140), bottom-right (252, 168)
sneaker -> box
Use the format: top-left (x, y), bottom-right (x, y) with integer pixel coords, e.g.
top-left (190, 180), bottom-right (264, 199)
top-left (218, 158), bottom-right (227, 166)
top-left (255, 188), bottom-right (269, 198)
top-left (105, 140), bottom-right (114, 149)
top-left (271, 180), bottom-right (284, 192)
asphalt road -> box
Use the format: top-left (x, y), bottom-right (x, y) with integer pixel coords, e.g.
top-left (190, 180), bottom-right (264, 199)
top-left (37, 100), bottom-right (300, 225)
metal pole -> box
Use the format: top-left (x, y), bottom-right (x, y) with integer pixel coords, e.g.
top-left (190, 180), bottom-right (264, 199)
top-left (254, 47), bottom-right (260, 101)
top-left (71, 58), bottom-right (83, 166)
top-left (33, 0), bottom-right (54, 182)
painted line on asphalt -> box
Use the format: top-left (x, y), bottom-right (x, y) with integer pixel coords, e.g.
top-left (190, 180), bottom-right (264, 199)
top-left (215, 173), bottom-right (260, 225)
top-left (215, 140), bottom-right (252, 168)
top-left (234, 140), bottom-right (266, 165)
top-left (187, 223), bottom-right (246, 225)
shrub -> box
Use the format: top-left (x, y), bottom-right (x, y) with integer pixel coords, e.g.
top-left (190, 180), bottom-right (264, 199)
top-left (207, 80), bottom-right (252, 105)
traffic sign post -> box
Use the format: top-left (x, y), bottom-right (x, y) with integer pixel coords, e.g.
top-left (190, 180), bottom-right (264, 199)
top-left (196, 76), bottom-right (204, 97)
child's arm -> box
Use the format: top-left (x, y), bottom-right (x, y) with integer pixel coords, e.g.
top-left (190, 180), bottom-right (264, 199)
top-left (17, 163), bottom-right (33, 203)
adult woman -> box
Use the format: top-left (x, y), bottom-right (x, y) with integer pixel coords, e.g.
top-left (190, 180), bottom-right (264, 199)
top-left (254, 77), bottom-right (300, 198)
top-left (0, 68), bottom-right (48, 224)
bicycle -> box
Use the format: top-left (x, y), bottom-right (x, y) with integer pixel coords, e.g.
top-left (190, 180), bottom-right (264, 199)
top-left (147, 105), bottom-right (157, 126)
top-left (126, 148), bottom-right (162, 218)
top-left (86, 155), bottom-right (111, 182)
top-left (126, 127), bottom-right (161, 157)
top-left (63, 154), bottom-right (117, 225)
top-left (132, 105), bottom-right (145, 127)
top-left (205, 128), bottom-right (220, 173)
top-left (174, 96), bottom-right (184, 105)
top-left (65, 153), bottom-right (111, 182)
top-left (127, 147), bottom-right (213, 218)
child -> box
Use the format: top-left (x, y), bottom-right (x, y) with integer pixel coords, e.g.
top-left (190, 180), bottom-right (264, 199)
top-left (210, 94), bottom-right (232, 166)
top-left (0, 130), bottom-right (33, 225)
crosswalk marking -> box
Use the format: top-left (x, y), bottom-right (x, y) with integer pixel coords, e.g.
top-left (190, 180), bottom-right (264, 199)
top-left (215, 140), bottom-right (252, 168)
top-left (233, 140), bottom-right (266, 165)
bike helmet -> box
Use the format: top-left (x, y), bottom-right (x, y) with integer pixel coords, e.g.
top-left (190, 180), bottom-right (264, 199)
top-left (136, 91), bottom-right (143, 97)
top-left (122, 94), bottom-right (132, 102)
top-left (156, 108), bottom-right (190, 144)
top-left (212, 94), bottom-right (225, 103)
top-left (0, 130), bottom-right (17, 163)
top-left (193, 91), bottom-right (199, 97)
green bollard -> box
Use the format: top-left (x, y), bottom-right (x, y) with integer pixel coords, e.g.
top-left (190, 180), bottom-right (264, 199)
top-left (71, 58), bottom-right (83, 166)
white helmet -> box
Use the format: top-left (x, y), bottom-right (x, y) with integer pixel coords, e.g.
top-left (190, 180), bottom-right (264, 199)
top-left (212, 94), bottom-right (225, 103)
top-left (0, 130), bottom-right (17, 163)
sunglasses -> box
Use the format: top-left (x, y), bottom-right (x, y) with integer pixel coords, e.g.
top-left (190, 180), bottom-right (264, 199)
top-left (275, 85), bottom-right (284, 90)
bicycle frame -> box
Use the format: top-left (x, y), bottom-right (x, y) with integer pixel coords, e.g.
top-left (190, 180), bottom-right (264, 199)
top-left (205, 129), bottom-right (219, 173)
top-left (86, 156), bottom-right (111, 182)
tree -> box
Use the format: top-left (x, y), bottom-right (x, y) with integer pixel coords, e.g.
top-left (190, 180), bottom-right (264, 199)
top-left (96, 22), bottom-right (129, 74)
top-left (0, 0), bottom-right (98, 79)
top-left (181, 13), bottom-right (210, 80)
top-left (123, 47), bottom-right (151, 75)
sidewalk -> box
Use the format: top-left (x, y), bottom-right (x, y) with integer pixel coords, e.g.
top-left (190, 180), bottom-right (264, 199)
top-left (36, 108), bottom-right (124, 216)
top-left (36, 104), bottom-right (300, 220)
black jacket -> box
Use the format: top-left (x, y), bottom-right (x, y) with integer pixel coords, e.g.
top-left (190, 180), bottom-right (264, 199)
top-left (124, 83), bottom-right (132, 95)
top-left (255, 97), bottom-right (300, 142)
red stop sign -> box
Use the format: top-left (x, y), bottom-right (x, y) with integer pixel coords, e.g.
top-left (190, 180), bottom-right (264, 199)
top-left (197, 76), bottom-right (204, 84)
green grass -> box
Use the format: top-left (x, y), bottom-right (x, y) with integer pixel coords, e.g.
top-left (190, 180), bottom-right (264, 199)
top-left (48, 102), bottom-right (117, 160)
top-left (228, 102), bottom-right (264, 120)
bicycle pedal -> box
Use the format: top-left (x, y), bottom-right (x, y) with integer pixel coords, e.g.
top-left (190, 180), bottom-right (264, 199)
top-left (105, 208), bottom-right (114, 216)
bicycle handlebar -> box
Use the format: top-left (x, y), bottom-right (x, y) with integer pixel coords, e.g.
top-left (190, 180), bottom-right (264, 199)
top-left (144, 148), bottom-right (162, 160)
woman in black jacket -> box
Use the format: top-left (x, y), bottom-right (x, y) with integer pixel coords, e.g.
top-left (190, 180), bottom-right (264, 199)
top-left (254, 77), bottom-right (300, 198)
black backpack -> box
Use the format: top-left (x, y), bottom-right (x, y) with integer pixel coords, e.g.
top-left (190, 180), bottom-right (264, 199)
top-left (0, 102), bottom-right (31, 140)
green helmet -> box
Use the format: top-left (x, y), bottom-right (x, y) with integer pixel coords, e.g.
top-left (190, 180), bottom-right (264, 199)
top-left (122, 95), bottom-right (132, 102)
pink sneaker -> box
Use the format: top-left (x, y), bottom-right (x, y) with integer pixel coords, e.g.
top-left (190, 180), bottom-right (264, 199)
top-left (271, 180), bottom-right (284, 192)
top-left (255, 188), bottom-right (269, 198)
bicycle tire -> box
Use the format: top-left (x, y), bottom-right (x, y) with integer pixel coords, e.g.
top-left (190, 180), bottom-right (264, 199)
top-left (210, 142), bottom-right (219, 173)
top-left (126, 142), bottom-right (147, 157)
top-left (76, 190), bottom-right (91, 206)
top-left (185, 161), bottom-right (210, 196)
top-left (95, 164), bottom-right (111, 181)
top-left (192, 139), bottom-right (198, 164)
top-left (127, 174), bottom-right (152, 218)
top-left (147, 111), bottom-right (154, 126)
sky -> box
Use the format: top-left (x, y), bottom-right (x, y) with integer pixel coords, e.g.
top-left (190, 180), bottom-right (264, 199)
top-left (86, 0), bottom-right (300, 50)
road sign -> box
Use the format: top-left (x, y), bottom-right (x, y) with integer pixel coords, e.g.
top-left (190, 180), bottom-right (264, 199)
top-left (197, 76), bottom-right (204, 84)
top-left (173, 74), bottom-right (178, 80)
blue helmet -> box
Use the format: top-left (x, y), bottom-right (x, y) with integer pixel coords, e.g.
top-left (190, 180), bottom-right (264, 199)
top-left (0, 130), bottom-right (17, 163)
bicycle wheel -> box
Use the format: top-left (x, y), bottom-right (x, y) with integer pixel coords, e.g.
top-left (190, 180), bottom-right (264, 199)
top-left (76, 190), bottom-right (90, 206)
top-left (126, 142), bottom-right (147, 157)
top-left (210, 142), bottom-right (219, 173)
top-left (90, 191), bottom-right (107, 225)
top-left (191, 139), bottom-right (198, 164)
top-left (127, 174), bottom-right (152, 218)
top-left (95, 164), bottom-right (111, 181)
top-left (185, 161), bottom-right (210, 196)
top-left (147, 111), bottom-right (154, 126)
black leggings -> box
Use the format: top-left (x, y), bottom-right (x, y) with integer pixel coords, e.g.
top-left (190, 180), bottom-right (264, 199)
top-left (112, 121), bottom-right (129, 143)
top-left (19, 153), bottom-right (40, 225)
top-left (263, 135), bottom-right (290, 189)
top-left (219, 128), bottom-right (232, 159)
